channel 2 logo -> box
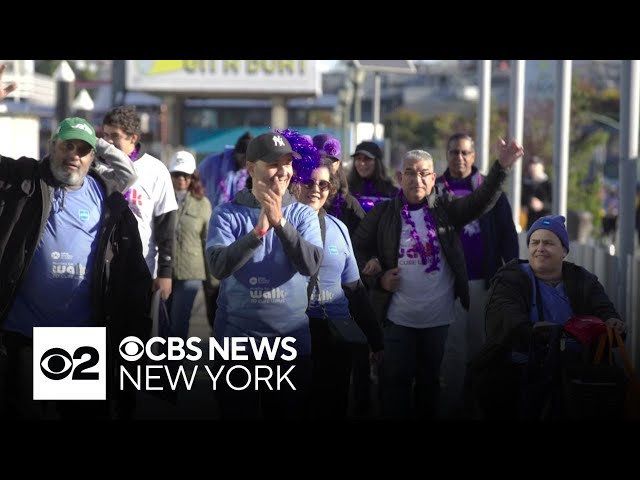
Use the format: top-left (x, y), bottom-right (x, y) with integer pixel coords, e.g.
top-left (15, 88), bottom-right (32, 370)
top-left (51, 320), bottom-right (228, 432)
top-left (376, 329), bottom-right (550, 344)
top-left (33, 327), bottom-right (106, 400)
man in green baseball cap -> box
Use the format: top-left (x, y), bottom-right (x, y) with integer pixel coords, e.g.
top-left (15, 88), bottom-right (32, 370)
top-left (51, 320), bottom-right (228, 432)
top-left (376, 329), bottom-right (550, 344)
top-left (54, 117), bottom-right (97, 149)
top-left (0, 65), bottom-right (150, 420)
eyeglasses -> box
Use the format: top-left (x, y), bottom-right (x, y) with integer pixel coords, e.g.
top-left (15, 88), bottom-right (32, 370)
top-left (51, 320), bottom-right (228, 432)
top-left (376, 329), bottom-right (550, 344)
top-left (403, 170), bottom-right (434, 179)
top-left (448, 149), bottom-right (474, 157)
top-left (301, 179), bottom-right (331, 192)
top-left (171, 172), bottom-right (192, 179)
top-left (60, 140), bottom-right (93, 157)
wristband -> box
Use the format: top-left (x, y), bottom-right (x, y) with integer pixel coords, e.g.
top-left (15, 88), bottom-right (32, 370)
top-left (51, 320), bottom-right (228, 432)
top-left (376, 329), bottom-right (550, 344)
top-left (255, 227), bottom-right (268, 237)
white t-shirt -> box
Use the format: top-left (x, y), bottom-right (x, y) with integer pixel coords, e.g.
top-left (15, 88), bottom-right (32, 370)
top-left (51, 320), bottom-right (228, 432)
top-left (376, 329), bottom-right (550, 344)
top-left (387, 208), bottom-right (456, 328)
top-left (124, 153), bottom-right (178, 277)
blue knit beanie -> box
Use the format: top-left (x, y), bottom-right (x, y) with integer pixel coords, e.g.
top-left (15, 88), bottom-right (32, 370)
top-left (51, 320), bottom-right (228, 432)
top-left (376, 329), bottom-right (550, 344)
top-left (527, 215), bottom-right (570, 252)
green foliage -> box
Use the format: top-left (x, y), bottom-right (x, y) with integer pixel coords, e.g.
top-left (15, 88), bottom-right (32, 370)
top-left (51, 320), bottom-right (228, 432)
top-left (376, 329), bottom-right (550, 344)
top-left (384, 108), bottom-right (430, 149)
top-left (568, 129), bottom-right (608, 232)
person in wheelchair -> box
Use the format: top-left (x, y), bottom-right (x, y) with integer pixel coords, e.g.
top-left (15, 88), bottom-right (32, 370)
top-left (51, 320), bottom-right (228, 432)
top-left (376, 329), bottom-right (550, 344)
top-left (467, 215), bottom-right (625, 419)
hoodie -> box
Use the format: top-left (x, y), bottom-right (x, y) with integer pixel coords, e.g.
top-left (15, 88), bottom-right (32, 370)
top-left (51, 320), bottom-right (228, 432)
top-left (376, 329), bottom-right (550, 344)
top-left (206, 188), bottom-right (323, 355)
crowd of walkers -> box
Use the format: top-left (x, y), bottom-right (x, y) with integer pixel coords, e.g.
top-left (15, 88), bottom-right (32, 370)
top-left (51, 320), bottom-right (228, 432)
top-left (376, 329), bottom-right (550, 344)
top-left (0, 63), bottom-right (629, 419)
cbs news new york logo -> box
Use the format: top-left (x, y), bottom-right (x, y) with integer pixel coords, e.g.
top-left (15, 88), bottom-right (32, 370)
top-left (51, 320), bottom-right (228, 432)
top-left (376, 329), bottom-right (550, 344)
top-left (33, 327), bottom-right (106, 400)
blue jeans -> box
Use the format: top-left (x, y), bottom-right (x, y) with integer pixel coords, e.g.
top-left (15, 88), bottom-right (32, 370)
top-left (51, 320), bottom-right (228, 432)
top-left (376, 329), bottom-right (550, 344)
top-left (167, 279), bottom-right (201, 340)
top-left (380, 321), bottom-right (449, 419)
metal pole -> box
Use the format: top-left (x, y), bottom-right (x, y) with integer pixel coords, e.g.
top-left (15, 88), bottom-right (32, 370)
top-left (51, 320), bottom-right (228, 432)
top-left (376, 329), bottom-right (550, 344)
top-left (372, 73), bottom-right (381, 140)
top-left (507, 60), bottom-right (526, 232)
top-left (552, 60), bottom-right (572, 220)
top-left (618, 60), bottom-right (639, 360)
top-left (54, 60), bottom-right (76, 130)
top-left (477, 60), bottom-right (491, 175)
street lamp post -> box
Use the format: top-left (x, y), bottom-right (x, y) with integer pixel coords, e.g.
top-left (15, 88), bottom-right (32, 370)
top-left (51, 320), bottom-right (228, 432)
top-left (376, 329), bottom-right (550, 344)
top-left (350, 67), bottom-right (366, 138)
top-left (338, 82), bottom-right (354, 162)
top-left (53, 60), bottom-right (75, 131)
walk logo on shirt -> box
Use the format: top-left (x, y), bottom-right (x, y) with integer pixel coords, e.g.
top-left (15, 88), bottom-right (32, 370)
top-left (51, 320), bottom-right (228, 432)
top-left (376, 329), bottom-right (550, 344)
top-left (52, 263), bottom-right (87, 278)
top-left (249, 287), bottom-right (287, 303)
top-left (310, 289), bottom-right (334, 303)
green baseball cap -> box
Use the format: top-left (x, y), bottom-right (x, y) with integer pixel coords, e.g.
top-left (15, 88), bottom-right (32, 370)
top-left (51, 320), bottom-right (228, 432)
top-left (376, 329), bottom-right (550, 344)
top-left (54, 117), bottom-right (97, 149)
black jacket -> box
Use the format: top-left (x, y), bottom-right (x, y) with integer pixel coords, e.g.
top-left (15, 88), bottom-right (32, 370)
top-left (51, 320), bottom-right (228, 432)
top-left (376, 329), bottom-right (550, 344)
top-left (352, 160), bottom-right (508, 325)
top-left (0, 154), bottom-right (152, 348)
top-left (466, 258), bottom-right (622, 416)
top-left (483, 258), bottom-right (621, 353)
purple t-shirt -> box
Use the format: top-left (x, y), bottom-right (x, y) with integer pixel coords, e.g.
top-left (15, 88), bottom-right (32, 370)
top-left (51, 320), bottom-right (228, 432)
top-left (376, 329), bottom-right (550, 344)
top-left (445, 176), bottom-right (484, 280)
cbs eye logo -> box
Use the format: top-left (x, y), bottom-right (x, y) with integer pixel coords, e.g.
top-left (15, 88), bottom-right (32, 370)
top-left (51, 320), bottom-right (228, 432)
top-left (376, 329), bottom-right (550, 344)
top-left (119, 336), bottom-right (145, 361)
top-left (40, 346), bottom-right (99, 381)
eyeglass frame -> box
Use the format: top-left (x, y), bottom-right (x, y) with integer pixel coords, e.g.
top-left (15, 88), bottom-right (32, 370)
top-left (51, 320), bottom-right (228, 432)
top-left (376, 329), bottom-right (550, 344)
top-left (301, 178), bottom-right (331, 192)
top-left (402, 169), bottom-right (435, 179)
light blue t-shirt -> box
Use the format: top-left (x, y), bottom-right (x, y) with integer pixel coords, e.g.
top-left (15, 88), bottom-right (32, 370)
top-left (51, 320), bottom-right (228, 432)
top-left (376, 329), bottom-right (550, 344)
top-left (308, 214), bottom-right (360, 320)
top-left (4, 176), bottom-right (105, 337)
top-left (207, 199), bottom-right (322, 355)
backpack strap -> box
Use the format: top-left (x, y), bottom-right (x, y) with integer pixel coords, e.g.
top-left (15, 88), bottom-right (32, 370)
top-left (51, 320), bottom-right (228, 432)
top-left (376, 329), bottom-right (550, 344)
top-left (533, 276), bottom-right (544, 323)
top-left (307, 209), bottom-right (326, 306)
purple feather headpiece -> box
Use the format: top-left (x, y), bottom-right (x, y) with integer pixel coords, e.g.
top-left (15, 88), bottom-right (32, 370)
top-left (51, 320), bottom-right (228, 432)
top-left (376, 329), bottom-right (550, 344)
top-left (313, 134), bottom-right (341, 160)
top-left (276, 128), bottom-right (321, 184)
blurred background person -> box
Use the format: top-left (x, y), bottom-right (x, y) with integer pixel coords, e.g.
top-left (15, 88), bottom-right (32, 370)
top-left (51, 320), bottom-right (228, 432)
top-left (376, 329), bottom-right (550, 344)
top-left (348, 140), bottom-right (399, 214)
top-left (102, 106), bottom-right (177, 301)
top-left (312, 134), bottom-right (365, 236)
top-left (521, 156), bottom-right (552, 230)
top-left (167, 151), bottom-right (212, 341)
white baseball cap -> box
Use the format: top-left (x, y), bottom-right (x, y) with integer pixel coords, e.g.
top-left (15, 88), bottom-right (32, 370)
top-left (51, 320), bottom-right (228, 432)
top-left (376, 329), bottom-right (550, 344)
top-left (169, 150), bottom-right (196, 175)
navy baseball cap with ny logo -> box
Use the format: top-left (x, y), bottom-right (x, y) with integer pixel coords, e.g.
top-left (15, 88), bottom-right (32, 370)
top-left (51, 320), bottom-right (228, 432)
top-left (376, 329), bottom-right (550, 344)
top-left (246, 132), bottom-right (301, 163)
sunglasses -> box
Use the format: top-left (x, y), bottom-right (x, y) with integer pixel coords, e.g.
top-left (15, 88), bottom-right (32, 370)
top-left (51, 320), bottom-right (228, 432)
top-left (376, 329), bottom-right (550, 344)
top-left (60, 140), bottom-right (93, 157)
top-left (301, 179), bottom-right (331, 192)
top-left (448, 149), bottom-right (474, 157)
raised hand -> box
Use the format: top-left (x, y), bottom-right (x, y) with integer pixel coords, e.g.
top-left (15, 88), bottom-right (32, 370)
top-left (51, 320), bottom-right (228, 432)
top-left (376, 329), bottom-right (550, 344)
top-left (0, 64), bottom-right (17, 101)
top-left (496, 137), bottom-right (524, 170)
